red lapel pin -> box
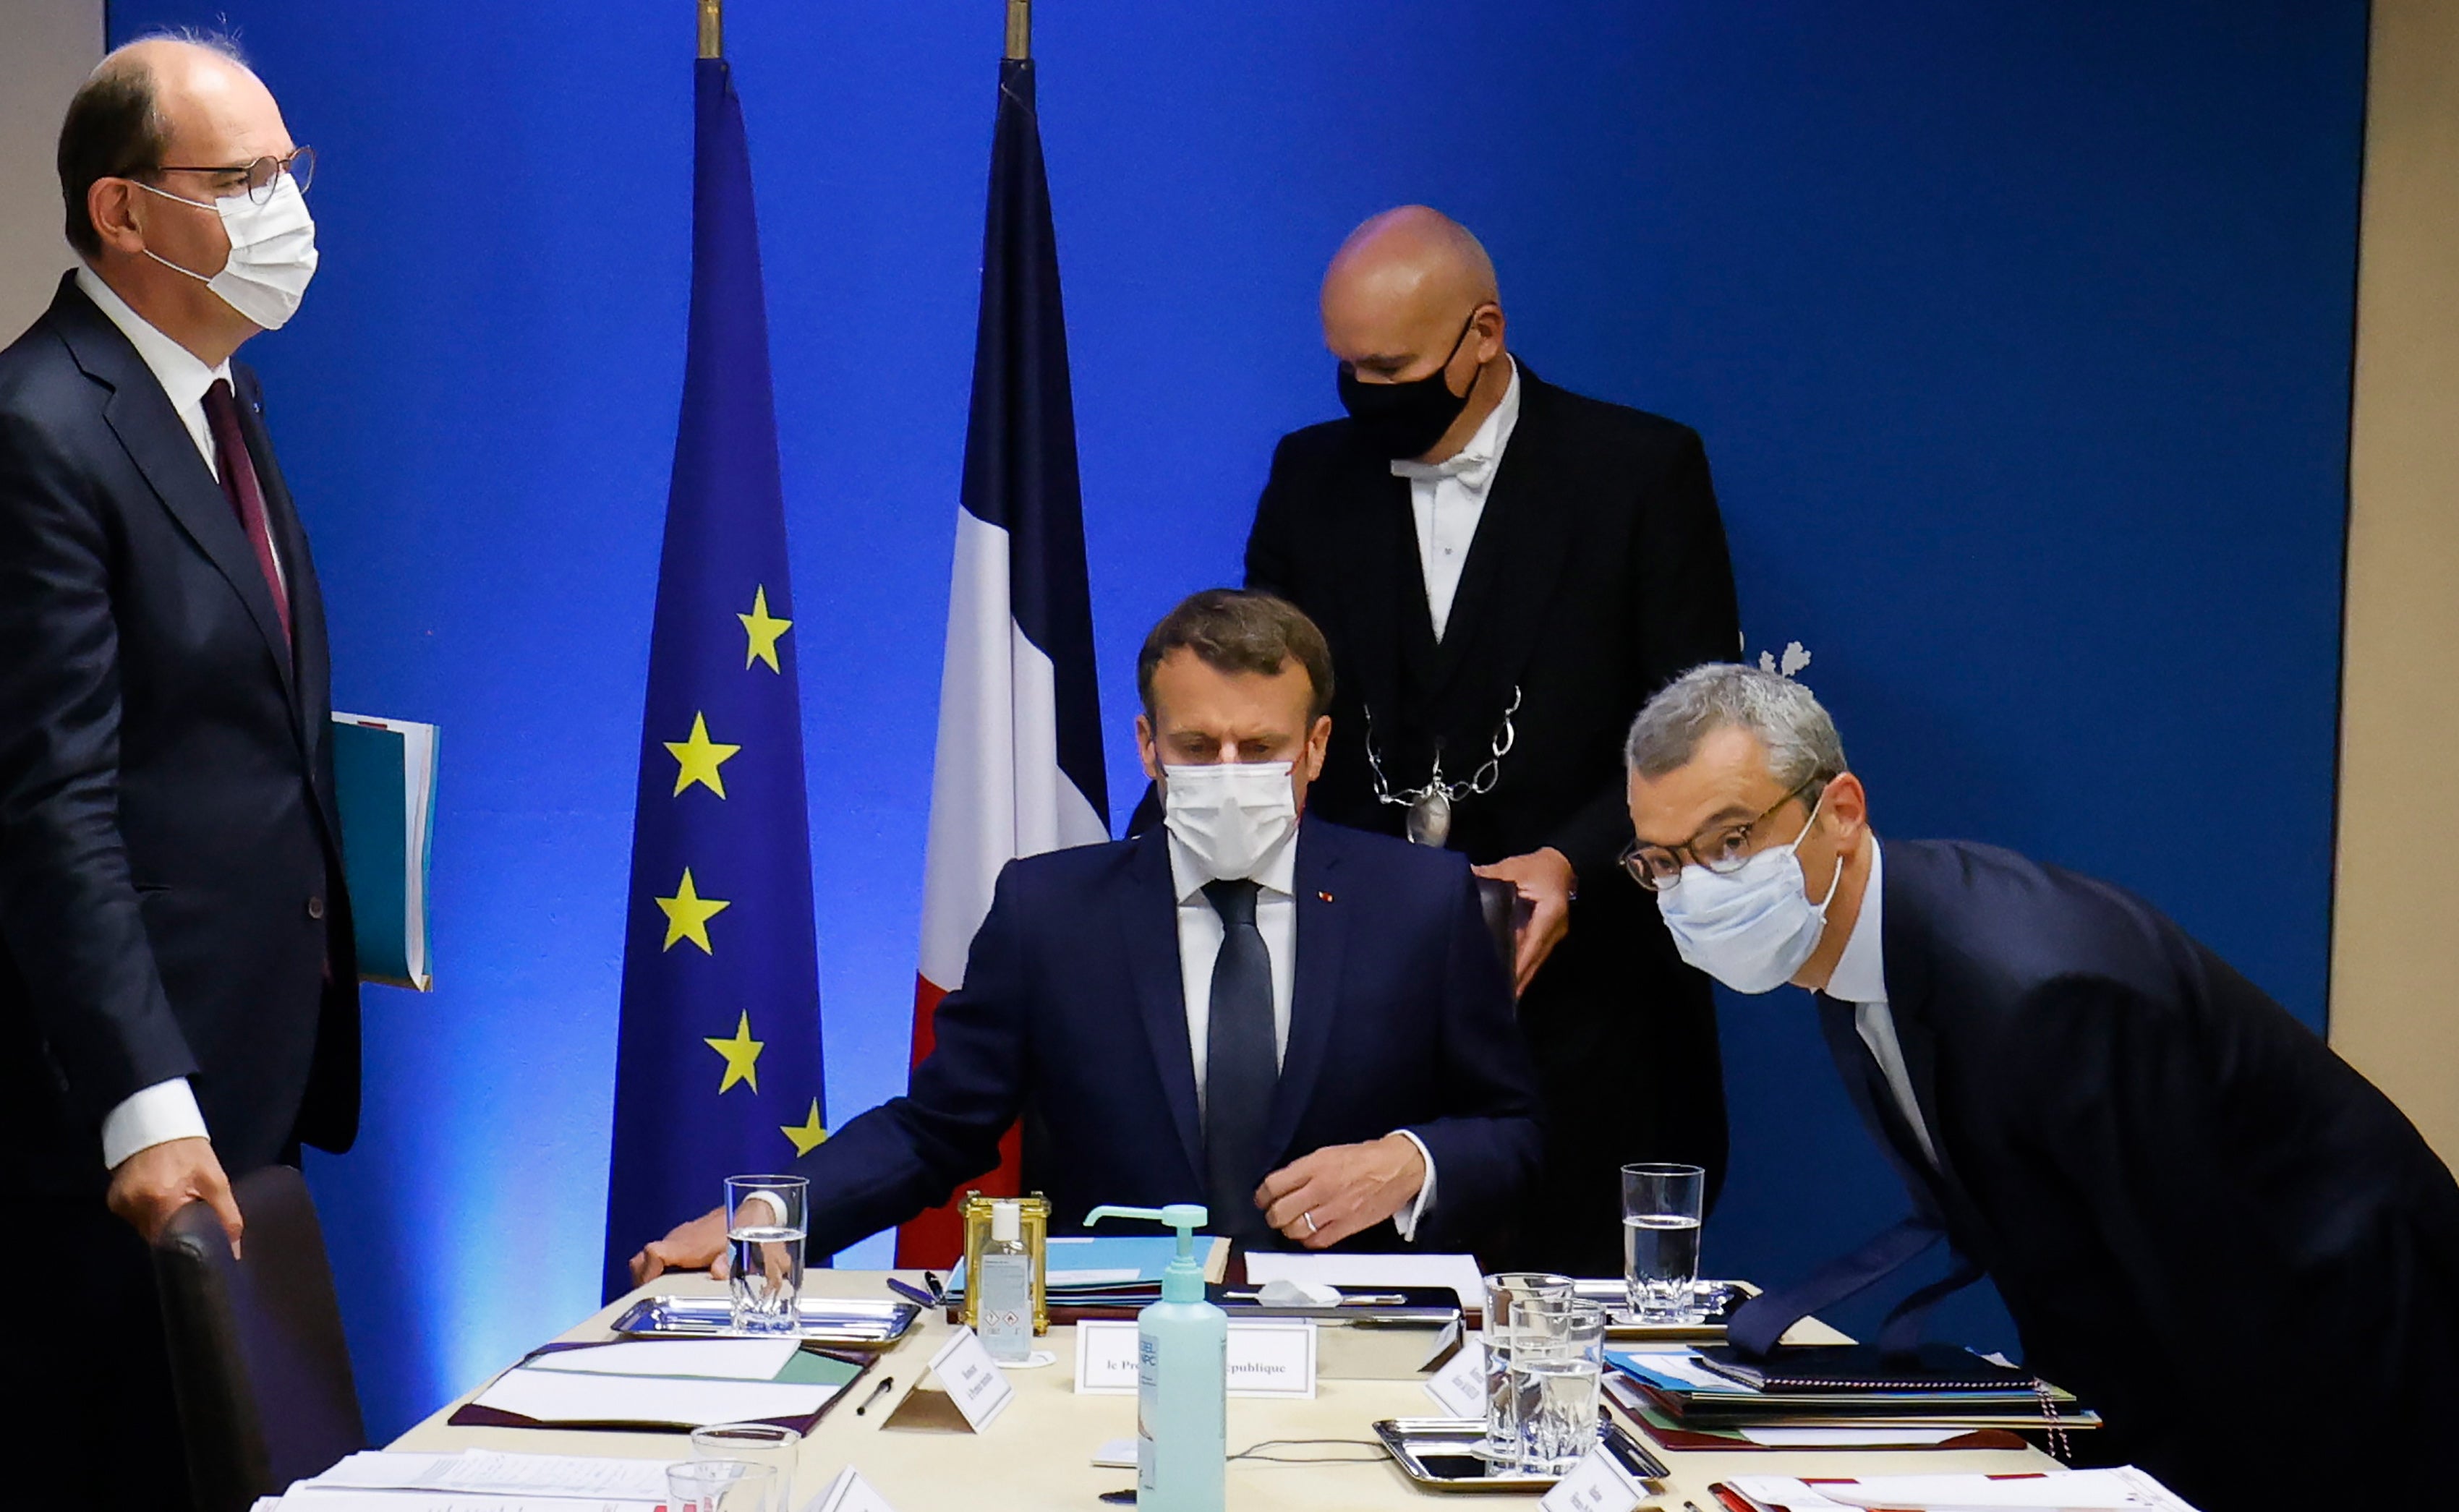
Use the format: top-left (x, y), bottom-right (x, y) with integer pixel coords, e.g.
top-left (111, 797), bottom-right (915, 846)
top-left (1317, 891), bottom-right (1334, 903)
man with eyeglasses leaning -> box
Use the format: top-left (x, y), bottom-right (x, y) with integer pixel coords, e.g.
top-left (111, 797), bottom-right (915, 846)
top-left (1619, 662), bottom-right (2459, 1511)
top-left (0, 33), bottom-right (349, 1506)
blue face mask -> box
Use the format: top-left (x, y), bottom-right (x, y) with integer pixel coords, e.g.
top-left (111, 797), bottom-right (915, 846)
top-left (1653, 791), bottom-right (1843, 994)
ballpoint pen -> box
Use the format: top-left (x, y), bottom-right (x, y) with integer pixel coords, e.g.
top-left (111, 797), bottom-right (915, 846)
top-left (855, 1375), bottom-right (896, 1416)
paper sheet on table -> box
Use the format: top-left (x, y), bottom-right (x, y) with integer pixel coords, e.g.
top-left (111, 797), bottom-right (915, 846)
top-left (1735, 1427), bottom-right (1966, 1447)
top-left (1047, 1268), bottom-right (1143, 1287)
top-left (472, 1362), bottom-right (835, 1428)
top-left (268, 1495), bottom-right (652, 1512)
top-left (308, 1449), bottom-right (671, 1499)
top-left (520, 1338), bottom-right (802, 1380)
top-left (1241, 1252), bottom-right (1486, 1312)
top-left (1730, 1467), bottom-right (2196, 1511)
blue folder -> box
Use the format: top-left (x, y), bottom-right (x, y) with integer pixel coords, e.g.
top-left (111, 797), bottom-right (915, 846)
top-left (331, 713), bottom-right (439, 990)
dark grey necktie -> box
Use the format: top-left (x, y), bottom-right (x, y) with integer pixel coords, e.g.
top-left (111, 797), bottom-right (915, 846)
top-left (1202, 879), bottom-right (1279, 1239)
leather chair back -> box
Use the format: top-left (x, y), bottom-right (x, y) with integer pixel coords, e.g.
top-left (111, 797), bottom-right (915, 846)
top-left (1474, 875), bottom-right (1525, 974)
top-left (152, 1164), bottom-right (367, 1511)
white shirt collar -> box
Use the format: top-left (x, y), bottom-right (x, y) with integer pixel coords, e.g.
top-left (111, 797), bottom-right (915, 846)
top-left (1165, 816), bottom-right (1300, 905)
top-left (75, 263), bottom-right (231, 415)
top-left (1391, 355), bottom-right (1521, 482)
top-left (1823, 836), bottom-right (1887, 1004)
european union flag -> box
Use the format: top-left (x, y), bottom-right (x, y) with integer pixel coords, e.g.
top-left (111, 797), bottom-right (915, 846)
top-left (600, 55), bottom-right (824, 1301)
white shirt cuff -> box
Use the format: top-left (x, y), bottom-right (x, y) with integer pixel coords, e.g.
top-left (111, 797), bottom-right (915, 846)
top-left (101, 1077), bottom-right (209, 1171)
top-left (1391, 1129), bottom-right (1437, 1242)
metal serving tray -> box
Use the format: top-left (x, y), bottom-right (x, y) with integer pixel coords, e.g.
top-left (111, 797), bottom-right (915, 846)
top-left (1574, 1278), bottom-right (1755, 1341)
top-left (1371, 1417), bottom-right (1669, 1493)
top-left (608, 1294), bottom-right (921, 1349)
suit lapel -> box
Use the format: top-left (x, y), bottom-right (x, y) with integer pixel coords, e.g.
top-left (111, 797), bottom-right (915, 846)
top-left (1122, 829), bottom-right (1206, 1184)
top-left (1261, 822), bottom-right (1346, 1163)
top-left (55, 283), bottom-right (298, 707)
top-left (1878, 845), bottom-right (1995, 1242)
top-left (1421, 369), bottom-right (1582, 715)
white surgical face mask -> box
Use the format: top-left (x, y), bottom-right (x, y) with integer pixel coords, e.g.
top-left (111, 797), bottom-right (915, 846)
top-left (136, 174), bottom-right (318, 330)
top-left (1162, 760), bottom-right (1297, 882)
top-left (1654, 790), bottom-right (1844, 994)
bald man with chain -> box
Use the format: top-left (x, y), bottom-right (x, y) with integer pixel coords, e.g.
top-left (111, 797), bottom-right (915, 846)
top-left (1243, 207), bottom-right (1739, 1274)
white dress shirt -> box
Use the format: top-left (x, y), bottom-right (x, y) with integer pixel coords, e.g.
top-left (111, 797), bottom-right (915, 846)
top-left (1820, 840), bottom-right (1941, 1170)
top-left (1165, 824), bottom-right (1438, 1239)
top-left (1390, 357), bottom-right (1521, 641)
top-left (73, 265), bottom-right (227, 1171)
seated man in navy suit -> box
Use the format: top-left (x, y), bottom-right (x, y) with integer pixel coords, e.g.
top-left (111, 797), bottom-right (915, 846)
top-left (632, 589), bottom-right (1542, 1273)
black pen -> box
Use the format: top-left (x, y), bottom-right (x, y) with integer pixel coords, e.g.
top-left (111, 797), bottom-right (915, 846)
top-left (855, 1375), bottom-right (895, 1416)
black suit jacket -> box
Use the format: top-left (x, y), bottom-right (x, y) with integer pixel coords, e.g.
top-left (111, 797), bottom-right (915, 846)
top-left (0, 274), bottom-right (357, 1195)
top-left (1245, 365), bottom-right (1737, 880)
top-left (796, 819), bottom-right (1544, 1256)
top-left (1858, 839), bottom-right (2459, 1508)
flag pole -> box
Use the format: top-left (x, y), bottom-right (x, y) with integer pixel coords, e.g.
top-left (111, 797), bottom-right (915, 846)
top-left (1005, 0), bottom-right (1030, 61)
top-left (699, 0), bottom-right (723, 59)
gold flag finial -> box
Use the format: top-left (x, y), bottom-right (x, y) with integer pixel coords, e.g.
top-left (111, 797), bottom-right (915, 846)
top-left (1005, 0), bottom-right (1031, 61)
top-left (698, 0), bottom-right (723, 59)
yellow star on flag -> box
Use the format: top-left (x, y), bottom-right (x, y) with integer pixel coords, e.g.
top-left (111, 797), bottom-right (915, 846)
top-left (664, 712), bottom-right (742, 798)
top-left (655, 868), bottom-right (730, 954)
top-left (738, 586), bottom-right (793, 673)
top-left (703, 1010), bottom-right (764, 1094)
top-left (781, 1098), bottom-right (829, 1157)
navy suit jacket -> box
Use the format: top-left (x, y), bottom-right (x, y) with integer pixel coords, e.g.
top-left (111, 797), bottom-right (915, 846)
top-left (0, 275), bottom-right (357, 1195)
top-left (1854, 840), bottom-right (2459, 1510)
top-left (798, 819), bottom-right (1544, 1255)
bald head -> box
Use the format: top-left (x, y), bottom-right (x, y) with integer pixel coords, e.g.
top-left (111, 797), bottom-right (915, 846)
top-left (1321, 207), bottom-right (1510, 462)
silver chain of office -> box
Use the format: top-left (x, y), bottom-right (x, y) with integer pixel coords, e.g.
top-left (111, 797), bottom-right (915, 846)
top-left (1363, 685), bottom-right (1522, 847)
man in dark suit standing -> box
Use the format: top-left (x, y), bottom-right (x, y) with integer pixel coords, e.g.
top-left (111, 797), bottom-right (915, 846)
top-left (0, 36), bottom-right (354, 1504)
top-left (1621, 664), bottom-right (2459, 1510)
top-left (1243, 206), bottom-right (1739, 1275)
top-left (634, 591), bottom-right (1541, 1273)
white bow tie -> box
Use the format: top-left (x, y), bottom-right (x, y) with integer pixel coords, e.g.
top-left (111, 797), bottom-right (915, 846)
top-left (1391, 448), bottom-right (1501, 493)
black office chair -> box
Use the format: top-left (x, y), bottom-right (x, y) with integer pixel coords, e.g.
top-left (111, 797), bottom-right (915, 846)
top-left (152, 1164), bottom-right (367, 1512)
top-left (1475, 875), bottom-right (1527, 975)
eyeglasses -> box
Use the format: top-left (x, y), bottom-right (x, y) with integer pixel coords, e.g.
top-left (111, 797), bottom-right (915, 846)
top-left (150, 145), bottom-right (315, 205)
top-left (1620, 774), bottom-right (1826, 892)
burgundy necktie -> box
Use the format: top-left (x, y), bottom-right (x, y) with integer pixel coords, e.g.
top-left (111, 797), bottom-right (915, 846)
top-left (201, 377), bottom-right (291, 645)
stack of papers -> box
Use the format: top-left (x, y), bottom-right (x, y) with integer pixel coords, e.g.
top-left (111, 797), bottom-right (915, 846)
top-left (945, 1234), bottom-right (1228, 1305)
top-left (1721, 1466), bottom-right (2201, 1511)
top-left (250, 1448), bottom-right (670, 1511)
top-left (451, 1336), bottom-right (864, 1432)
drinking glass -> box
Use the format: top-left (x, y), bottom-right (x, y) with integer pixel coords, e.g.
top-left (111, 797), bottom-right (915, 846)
top-left (725, 1174), bottom-right (808, 1333)
top-left (1478, 1270), bottom-right (1573, 1463)
top-left (1511, 1297), bottom-right (1606, 1475)
top-left (689, 1423), bottom-right (800, 1512)
top-left (667, 1460), bottom-right (777, 1512)
top-left (1621, 1161), bottom-right (1706, 1324)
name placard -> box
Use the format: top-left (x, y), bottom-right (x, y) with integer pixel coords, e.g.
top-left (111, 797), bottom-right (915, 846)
top-left (1074, 1319), bottom-right (1317, 1398)
top-left (811, 1465), bottom-right (899, 1512)
top-left (1424, 1335), bottom-right (1487, 1418)
top-left (1538, 1440), bottom-right (1653, 1512)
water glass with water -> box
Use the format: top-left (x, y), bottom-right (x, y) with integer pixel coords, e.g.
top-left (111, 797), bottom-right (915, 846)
top-left (667, 1460), bottom-right (777, 1512)
top-left (689, 1423), bottom-right (800, 1512)
top-left (1478, 1270), bottom-right (1573, 1463)
top-left (725, 1174), bottom-right (808, 1333)
top-left (1621, 1161), bottom-right (1705, 1324)
top-left (1510, 1297), bottom-right (1606, 1476)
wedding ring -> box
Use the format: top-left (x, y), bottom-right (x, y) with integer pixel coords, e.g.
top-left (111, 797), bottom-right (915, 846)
top-left (1303, 1210), bottom-right (1319, 1235)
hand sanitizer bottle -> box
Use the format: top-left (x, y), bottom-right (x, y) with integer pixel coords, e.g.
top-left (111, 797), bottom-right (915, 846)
top-left (977, 1198), bottom-right (1034, 1363)
top-left (1086, 1203), bottom-right (1224, 1512)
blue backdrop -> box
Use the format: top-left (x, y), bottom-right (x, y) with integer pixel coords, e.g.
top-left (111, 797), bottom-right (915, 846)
top-left (105, 0), bottom-right (2366, 1436)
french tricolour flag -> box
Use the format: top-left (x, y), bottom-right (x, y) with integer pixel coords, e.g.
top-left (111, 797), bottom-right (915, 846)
top-left (895, 50), bottom-right (1109, 1268)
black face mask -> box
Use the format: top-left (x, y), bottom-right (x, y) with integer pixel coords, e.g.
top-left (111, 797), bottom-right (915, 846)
top-left (1336, 312), bottom-right (1481, 461)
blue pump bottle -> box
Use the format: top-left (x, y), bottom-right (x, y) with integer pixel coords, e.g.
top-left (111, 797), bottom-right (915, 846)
top-left (1085, 1203), bottom-right (1225, 1512)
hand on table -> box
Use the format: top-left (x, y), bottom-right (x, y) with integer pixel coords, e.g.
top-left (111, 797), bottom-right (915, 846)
top-left (107, 1135), bottom-right (240, 1255)
top-left (630, 1203), bottom-right (728, 1285)
top-left (1473, 846), bottom-right (1575, 995)
top-left (1255, 1132), bottom-right (1427, 1249)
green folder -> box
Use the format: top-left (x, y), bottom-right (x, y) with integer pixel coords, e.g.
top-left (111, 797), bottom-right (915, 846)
top-left (331, 713), bottom-right (438, 990)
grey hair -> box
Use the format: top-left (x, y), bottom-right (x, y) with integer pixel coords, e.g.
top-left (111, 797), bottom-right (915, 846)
top-left (1624, 663), bottom-right (1848, 801)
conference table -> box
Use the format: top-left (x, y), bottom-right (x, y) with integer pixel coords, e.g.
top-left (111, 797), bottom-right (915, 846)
top-left (393, 1270), bottom-right (2060, 1510)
